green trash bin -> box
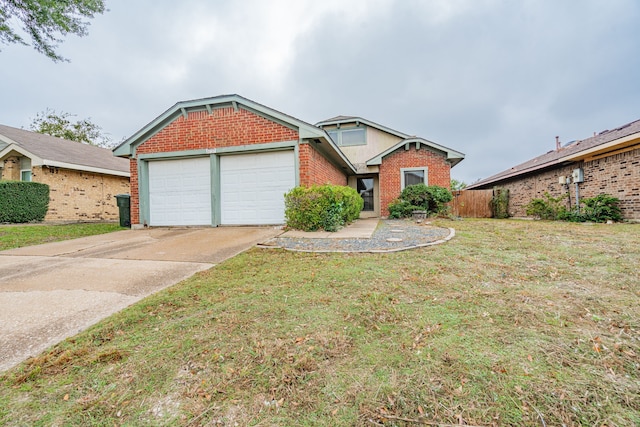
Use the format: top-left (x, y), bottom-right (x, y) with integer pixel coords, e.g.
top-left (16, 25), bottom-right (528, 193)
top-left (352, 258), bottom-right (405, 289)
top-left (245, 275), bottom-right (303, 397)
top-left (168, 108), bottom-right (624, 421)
top-left (115, 194), bottom-right (131, 227)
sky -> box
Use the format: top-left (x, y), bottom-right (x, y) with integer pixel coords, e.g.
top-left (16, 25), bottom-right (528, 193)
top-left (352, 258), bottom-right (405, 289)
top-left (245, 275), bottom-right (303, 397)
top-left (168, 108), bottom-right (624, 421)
top-left (1, 0), bottom-right (639, 184)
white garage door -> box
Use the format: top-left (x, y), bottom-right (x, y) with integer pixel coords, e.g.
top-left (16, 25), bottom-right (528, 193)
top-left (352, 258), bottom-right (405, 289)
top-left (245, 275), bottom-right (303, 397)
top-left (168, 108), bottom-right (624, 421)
top-left (220, 151), bottom-right (295, 225)
top-left (148, 157), bottom-right (211, 226)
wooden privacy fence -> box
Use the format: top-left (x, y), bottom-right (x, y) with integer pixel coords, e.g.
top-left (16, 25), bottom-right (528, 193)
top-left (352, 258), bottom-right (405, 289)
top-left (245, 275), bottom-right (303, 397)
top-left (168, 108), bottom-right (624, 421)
top-left (447, 189), bottom-right (494, 218)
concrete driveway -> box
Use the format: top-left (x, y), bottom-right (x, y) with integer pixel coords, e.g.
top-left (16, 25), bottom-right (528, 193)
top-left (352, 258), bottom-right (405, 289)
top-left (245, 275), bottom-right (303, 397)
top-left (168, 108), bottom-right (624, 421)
top-left (0, 226), bottom-right (281, 372)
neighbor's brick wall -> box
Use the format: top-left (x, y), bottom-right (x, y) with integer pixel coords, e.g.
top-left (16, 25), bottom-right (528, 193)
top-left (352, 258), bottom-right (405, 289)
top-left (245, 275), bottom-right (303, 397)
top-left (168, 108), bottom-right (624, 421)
top-left (495, 164), bottom-right (578, 217)
top-left (298, 143), bottom-right (348, 186)
top-left (378, 145), bottom-right (451, 216)
top-left (1, 156), bottom-right (20, 180)
top-left (490, 147), bottom-right (640, 220)
top-left (583, 148), bottom-right (640, 219)
top-left (136, 108), bottom-right (299, 155)
top-left (32, 166), bottom-right (130, 221)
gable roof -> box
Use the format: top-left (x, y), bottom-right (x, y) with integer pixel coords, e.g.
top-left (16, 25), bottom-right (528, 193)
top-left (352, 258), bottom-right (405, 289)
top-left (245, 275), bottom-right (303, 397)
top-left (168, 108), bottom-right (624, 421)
top-left (0, 124), bottom-right (130, 177)
top-left (367, 137), bottom-right (465, 167)
top-left (467, 118), bottom-right (640, 189)
top-left (316, 116), bottom-right (465, 167)
top-left (113, 94), bottom-right (356, 174)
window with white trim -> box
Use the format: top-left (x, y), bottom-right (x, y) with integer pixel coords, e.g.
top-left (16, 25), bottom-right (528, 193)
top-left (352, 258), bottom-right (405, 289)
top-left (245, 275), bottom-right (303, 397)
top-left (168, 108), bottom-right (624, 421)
top-left (401, 167), bottom-right (428, 189)
top-left (20, 157), bottom-right (32, 182)
top-left (327, 128), bottom-right (366, 146)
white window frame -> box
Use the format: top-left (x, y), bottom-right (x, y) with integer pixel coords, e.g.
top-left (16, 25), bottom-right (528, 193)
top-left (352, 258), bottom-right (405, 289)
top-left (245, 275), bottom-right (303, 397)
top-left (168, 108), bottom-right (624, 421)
top-left (20, 157), bottom-right (32, 182)
top-left (327, 127), bottom-right (366, 147)
top-left (400, 167), bottom-right (428, 189)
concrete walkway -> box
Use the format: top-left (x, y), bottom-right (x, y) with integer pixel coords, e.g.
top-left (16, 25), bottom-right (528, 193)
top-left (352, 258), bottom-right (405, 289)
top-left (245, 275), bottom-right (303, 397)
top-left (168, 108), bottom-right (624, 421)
top-left (279, 218), bottom-right (379, 239)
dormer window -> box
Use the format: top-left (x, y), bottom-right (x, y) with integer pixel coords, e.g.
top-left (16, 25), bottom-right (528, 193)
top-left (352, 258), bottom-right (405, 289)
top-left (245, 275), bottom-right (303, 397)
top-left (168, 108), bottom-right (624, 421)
top-left (327, 127), bottom-right (366, 146)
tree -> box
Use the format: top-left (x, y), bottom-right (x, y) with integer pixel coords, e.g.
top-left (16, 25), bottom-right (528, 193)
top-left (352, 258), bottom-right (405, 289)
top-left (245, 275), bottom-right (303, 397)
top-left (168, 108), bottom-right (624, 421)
top-left (0, 0), bottom-right (106, 62)
top-left (30, 109), bottom-right (112, 147)
top-left (450, 179), bottom-right (467, 191)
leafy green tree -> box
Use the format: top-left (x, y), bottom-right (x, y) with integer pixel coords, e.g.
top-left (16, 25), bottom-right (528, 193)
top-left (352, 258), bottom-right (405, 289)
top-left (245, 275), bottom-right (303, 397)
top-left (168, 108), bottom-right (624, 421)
top-left (30, 109), bottom-right (112, 147)
top-left (450, 178), bottom-right (467, 191)
top-left (0, 0), bottom-right (106, 62)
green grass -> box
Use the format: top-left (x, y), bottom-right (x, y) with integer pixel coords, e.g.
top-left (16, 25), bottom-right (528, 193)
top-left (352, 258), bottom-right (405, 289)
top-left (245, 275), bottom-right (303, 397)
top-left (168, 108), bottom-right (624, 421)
top-left (0, 219), bottom-right (638, 426)
top-left (0, 223), bottom-right (123, 251)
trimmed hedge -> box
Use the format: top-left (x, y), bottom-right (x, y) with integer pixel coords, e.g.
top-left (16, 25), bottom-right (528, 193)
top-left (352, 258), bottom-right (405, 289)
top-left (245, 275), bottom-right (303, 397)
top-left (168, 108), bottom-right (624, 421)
top-left (285, 184), bottom-right (363, 232)
top-left (0, 181), bottom-right (50, 223)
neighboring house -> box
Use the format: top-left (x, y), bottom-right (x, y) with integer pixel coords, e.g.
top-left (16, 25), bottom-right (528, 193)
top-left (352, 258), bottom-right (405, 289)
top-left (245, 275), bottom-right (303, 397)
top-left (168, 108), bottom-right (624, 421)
top-left (113, 94), bottom-right (465, 227)
top-left (466, 118), bottom-right (640, 220)
top-left (0, 125), bottom-right (130, 222)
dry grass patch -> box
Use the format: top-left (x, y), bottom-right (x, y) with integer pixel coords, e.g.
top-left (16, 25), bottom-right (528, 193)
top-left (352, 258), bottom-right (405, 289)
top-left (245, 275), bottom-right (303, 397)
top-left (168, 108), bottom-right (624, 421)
top-left (0, 219), bottom-right (638, 426)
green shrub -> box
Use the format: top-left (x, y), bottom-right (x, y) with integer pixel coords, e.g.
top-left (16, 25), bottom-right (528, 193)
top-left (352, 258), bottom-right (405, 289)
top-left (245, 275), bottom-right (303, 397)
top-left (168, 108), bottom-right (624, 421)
top-left (560, 194), bottom-right (622, 223)
top-left (387, 199), bottom-right (421, 219)
top-left (579, 194), bottom-right (622, 222)
top-left (388, 184), bottom-right (453, 218)
top-left (0, 181), bottom-right (50, 223)
top-left (525, 192), bottom-right (568, 220)
top-left (526, 193), bottom-right (622, 223)
top-left (284, 184), bottom-right (363, 232)
top-left (424, 185), bottom-right (453, 214)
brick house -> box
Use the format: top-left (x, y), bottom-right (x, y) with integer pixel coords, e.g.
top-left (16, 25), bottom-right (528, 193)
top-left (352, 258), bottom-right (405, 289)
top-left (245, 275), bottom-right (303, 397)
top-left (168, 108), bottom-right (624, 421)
top-left (113, 94), bottom-right (465, 227)
top-left (466, 118), bottom-right (640, 220)
top-left (0, 125), bottom-right (130, 222)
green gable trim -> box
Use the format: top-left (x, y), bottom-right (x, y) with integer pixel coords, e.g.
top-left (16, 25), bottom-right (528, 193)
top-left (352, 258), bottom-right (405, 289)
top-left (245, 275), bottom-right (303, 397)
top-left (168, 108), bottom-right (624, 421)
top-left (113, 94), bottom-right (357, 174)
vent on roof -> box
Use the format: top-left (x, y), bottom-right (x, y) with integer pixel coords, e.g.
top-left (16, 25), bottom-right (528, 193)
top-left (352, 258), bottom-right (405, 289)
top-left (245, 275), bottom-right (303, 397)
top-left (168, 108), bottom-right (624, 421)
top-left (562, 140), bottom-right (577, 147)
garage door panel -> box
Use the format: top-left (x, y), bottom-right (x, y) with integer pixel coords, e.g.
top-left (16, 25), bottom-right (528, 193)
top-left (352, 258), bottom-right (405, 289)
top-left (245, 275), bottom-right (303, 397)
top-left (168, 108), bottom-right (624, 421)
top-left (149, 158), bottom-right (212, 226)
top-left (220, 151), bottom-right (294, 225)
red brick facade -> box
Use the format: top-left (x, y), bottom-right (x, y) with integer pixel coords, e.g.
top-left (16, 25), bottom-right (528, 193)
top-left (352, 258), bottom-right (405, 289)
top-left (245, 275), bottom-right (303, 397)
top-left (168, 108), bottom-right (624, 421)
top-left (130, 158), bottom-right (140, 224)
top-left (130, 108), bottom-right (300, 224)
top-left (378, 145), bottom-right (451, 215)
top-left (136, 108), bottom-right (299, 156)
top-left (496, 147), bottom-right (640, 219)
top-left (299, 143), bottom-right (348, 186)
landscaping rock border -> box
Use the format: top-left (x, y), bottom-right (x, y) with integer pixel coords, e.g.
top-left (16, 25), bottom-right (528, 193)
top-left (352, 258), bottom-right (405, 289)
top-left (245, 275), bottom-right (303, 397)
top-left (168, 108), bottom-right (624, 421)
top-left (263, 219), bottom-right (455, 253)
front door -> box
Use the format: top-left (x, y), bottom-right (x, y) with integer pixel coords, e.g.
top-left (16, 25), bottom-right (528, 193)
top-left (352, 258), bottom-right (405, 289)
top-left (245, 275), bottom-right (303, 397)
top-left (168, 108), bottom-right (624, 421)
top-left (351, 175), bottom-right (378, 218)
top-left (357, 177), bottom-right (374, 212)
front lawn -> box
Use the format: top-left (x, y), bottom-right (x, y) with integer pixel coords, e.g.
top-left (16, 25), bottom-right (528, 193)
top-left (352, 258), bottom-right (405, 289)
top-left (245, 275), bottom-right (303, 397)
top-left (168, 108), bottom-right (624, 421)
top-left (0, 222), bottom-right (123, 251)
top-left (0, 219), bottom-right (638, 426)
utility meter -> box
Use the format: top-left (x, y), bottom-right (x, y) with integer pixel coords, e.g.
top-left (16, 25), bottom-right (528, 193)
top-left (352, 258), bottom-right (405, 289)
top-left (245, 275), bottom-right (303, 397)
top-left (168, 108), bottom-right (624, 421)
top-left (572, 168), bottom-right (584, 183)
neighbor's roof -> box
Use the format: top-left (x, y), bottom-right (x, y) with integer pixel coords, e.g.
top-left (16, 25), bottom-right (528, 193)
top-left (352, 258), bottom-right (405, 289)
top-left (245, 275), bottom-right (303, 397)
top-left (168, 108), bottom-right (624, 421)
top-left (0, 124), bottom-right (130, 177)
top-left (113, 94), bottom-right (357, 174)
top-left (317, 116), bottom-right (465, 167)
top-left (467, 118), bottom-right (640, 189)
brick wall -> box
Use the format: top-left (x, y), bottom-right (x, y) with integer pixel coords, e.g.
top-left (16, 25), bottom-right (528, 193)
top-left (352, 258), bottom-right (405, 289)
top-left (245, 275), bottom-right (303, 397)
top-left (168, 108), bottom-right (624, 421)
top-left (492, 147), bottom-right (640, 220)
top-left (298, 143), bottom-right (348, 186)
top-left (130, 158), bottom-right (140, 224)
top-left (2, 156), bottom-right (130, 221)
top-left (136, 108), bottom-right (299, 155)
top-left (1, 156), bottom-right (20, 180)
top-left (35, 166), bottom-right (130, 221)
top-left (378, 145), bottom-right (451, 215)
top-left (131, 107), bottom-right (301, 224)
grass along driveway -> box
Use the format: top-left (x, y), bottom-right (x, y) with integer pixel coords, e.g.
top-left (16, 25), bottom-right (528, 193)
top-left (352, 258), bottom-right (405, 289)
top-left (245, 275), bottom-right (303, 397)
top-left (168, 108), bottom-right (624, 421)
top-left (0, 223), bottom-right (122, 251)
top-left (0, 219), bottom-right (638, 426)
